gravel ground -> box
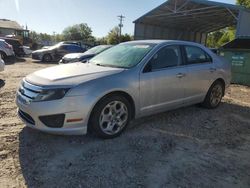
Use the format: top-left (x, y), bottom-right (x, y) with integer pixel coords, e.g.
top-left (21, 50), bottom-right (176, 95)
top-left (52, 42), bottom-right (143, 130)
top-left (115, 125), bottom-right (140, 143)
top-left (0, 58), bottom-right (250, 188)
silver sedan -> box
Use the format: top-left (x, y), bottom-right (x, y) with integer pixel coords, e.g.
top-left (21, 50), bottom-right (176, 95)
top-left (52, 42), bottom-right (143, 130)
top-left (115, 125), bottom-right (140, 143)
top-left (16, 40), bottom-right (231, 138)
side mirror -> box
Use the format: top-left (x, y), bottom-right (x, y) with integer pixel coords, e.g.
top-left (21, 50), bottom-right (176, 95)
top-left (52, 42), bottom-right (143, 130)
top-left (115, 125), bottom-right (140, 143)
top-left (143, 54), bottom-right (158, 73)
top-left (143, 62), bottom-right (152, 73)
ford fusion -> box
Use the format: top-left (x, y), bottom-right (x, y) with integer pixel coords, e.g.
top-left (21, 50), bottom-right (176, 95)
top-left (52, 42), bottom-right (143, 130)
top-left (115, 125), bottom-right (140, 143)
top-left (16, 40), bottom-right (231, 138)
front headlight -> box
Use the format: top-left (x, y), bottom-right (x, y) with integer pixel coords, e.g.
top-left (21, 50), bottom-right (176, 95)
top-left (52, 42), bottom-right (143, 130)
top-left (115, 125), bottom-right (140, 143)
top-left (33, 88), bottom-right (70, 102)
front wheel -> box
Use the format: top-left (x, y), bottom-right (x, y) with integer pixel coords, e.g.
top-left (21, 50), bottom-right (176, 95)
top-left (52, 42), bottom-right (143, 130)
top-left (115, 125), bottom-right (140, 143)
top-left (202, 81), bottom-right (224, 109)
top-left (42, 54), bottom-right (52, 62)
top-left (90, 95), bottom-right (131, 139)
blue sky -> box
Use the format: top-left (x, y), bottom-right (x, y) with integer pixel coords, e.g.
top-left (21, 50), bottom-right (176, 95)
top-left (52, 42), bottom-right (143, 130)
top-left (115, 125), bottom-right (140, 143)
top-left (0, 0), bottom-right (236, 37)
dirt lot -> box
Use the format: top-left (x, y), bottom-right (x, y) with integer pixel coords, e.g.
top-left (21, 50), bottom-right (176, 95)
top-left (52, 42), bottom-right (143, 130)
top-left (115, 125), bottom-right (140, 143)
top-left (0, 58), bottom-right (250, 188)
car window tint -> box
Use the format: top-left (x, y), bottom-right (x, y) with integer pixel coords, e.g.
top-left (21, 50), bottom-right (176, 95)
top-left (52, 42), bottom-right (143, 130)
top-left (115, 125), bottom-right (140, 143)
top-left (67, 45), bottom-right (81, 52)
top-left (185, 46), bottom-right (212, 64)
top-left (150, 46), bottom-right (180, 70)
top-left (72, 46), bottom-right (81, 52)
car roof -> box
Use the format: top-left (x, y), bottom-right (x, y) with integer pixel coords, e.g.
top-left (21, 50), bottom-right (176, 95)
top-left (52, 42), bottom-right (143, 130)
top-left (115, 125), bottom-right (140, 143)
top-left (60, 44), bottom-right (81, 47)
top-left (123, 40), bottom-right (206, 49)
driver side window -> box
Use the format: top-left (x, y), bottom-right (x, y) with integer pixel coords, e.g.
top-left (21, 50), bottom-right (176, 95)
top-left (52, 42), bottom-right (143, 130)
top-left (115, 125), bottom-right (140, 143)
top-left (144, 45), bottom-right (181, 73)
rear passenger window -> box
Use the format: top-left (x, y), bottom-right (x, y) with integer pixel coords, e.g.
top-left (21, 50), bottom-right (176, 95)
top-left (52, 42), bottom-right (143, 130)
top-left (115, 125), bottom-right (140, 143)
top-left (184, 46), bottom-right (212, 64)
top-left (149, 46), bottom-right (181, 71)
top-left (71, 46), bottom-right (81, 52)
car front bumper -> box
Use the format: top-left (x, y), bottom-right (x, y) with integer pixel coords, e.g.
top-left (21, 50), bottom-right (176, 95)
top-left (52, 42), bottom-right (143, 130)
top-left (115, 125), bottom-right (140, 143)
top-left (32, 53), bottom-right (43, 60)
top-left (16, 94), bottom-right (92, 135)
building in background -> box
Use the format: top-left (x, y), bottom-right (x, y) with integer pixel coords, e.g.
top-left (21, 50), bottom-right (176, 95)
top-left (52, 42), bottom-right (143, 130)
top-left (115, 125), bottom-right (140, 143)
top-left (134, 0), bottom-right (250, 45)
top-left (0, 19), bottom-right (30, 45)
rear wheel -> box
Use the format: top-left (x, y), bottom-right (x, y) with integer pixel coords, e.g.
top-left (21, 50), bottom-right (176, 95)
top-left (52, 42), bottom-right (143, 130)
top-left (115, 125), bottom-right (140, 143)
top-left (0, 51), bottom-right (7, 59)
top-left (202, 81), bottom-right (224, 109)
top-left (90, 95), bottom-right (131, 139)
top-left (42, 54), bottom-right (52, 62)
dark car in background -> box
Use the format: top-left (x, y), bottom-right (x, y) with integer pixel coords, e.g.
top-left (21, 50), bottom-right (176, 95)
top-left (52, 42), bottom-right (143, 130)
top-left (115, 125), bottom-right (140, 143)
top-left (59, 45), bottom-right (112, 64)
top-left (0, 37), bottom-right (25, 57)
top-left (32, 43), bottom-right (86, 62)
top-left (210, 48), bottom-right (219, 54)
top-left (58, 41), bottom-right (82, 46)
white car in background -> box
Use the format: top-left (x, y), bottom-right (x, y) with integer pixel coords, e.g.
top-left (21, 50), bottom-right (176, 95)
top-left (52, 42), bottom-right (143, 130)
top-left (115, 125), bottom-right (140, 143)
top-left (0, 39), bottom-right (15, 59)
top-left (0, 55), bottom-right (5, 72)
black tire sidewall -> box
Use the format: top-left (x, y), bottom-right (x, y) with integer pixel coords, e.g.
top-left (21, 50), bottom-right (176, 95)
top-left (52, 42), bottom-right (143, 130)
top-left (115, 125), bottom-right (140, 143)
top-left (0, 51), bottom-right (6, 59)
top-left (90, 95), bottom-right (132, 139)
top-left (43, 54), bottom-right (52, 62)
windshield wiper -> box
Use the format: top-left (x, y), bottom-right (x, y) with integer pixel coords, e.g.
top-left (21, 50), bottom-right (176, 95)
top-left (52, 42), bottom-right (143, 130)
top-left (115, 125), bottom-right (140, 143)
top-left (95, 63), bottom-right (126, 69)
top-left (95, 63), bottom-right (107, 67)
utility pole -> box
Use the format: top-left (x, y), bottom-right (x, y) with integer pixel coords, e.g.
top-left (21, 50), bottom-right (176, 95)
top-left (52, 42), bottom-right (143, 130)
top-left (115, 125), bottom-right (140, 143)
top-left (118, 15), bottom-right (125, 43)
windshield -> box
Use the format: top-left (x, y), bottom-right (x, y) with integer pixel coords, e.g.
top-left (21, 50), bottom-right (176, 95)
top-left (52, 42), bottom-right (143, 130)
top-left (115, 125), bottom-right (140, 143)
top-left (90, 43), bottom-right (155, 68)
top-left (85, 45), bottom-right (111, 55)
top-left (48, 43), bottom-right (61, 50)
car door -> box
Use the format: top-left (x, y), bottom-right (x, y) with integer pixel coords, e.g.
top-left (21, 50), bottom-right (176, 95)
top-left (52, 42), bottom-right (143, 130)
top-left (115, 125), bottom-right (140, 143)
top-left (139, 45), bottom-right (187, 115)
top-left (55, 45), bottom-right (68, 60)
top-left (182, 45), bottom-right (216, 104)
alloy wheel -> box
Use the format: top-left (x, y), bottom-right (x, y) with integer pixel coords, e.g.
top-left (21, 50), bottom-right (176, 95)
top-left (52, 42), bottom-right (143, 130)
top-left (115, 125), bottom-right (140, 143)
top-left (99, 101), bottom-right (128, 135)
top-left (210, 84), bottom-right (223, 107)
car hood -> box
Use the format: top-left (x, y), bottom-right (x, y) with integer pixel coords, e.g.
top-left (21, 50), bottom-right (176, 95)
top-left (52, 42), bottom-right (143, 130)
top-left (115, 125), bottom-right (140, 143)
top-left (33, 49), bottom-right (50, 53)
top-left (63, 53), bottom-right (95, 60)
top-left (63, 53), bottom-right (85, 59)
top-left (25, 63), bottom-right (124, 87)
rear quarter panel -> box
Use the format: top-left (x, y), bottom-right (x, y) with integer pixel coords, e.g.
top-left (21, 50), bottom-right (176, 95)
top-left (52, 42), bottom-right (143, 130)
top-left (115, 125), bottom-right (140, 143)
top-left (213, 54), bottom-right (232, 88)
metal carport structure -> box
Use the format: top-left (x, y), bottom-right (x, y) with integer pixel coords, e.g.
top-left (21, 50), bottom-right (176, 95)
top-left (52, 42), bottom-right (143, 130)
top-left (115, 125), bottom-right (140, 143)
top-left (134, 0), bottom-right (250, 45)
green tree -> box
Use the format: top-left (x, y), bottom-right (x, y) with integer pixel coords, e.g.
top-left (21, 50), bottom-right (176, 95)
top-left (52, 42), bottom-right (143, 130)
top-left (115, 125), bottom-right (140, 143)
top-left (218, 28), bottom-right (235, 46)
top-left (62, 23), bottom-right (93, 41)
top-left (206, 30), bottom-right (224, 48)
top-left (54, 34), bottom-right (65, 42)
top-left (237, 0), bottom-right (250, 8)
top-left (95, 37), bottom-right (108, 45)
top-left (106, 27), bottom-right (120, 44)
top-left (39, 33), bottom-right (52, 42)
top-left (106, 27), bottom-right (133, 45)
top-left (121, 33), bottom-right (133, 43)
top-left (29, 31), bottom-right (40, 43)
top-left (207, 27), bottom-right (235, 48)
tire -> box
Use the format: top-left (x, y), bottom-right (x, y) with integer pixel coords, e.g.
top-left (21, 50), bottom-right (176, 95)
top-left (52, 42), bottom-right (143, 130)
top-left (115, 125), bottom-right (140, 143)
top-left (202, 80), bottom-right (224, 109)
top-left (42, 54), bottom-right (52, 62)
top-left (90, 95), bottom-right (132, 139)
top-left (0, 51), bottom-right (7, 60)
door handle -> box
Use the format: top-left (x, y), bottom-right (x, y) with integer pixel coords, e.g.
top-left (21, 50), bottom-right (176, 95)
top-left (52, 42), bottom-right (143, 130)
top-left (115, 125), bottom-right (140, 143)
top-left (176, 73), bottom-right (185, 78)
top-left (209, 68), bottom-right (217, 73)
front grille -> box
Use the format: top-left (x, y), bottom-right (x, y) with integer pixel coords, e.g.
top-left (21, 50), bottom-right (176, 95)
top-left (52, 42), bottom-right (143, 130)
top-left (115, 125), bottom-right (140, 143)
top-left (32, 53), bottom-right (40, 60)
top-left (18, 110), bottom-right (35, 125)
top-left (18, 80), bottom-right (42, 102)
